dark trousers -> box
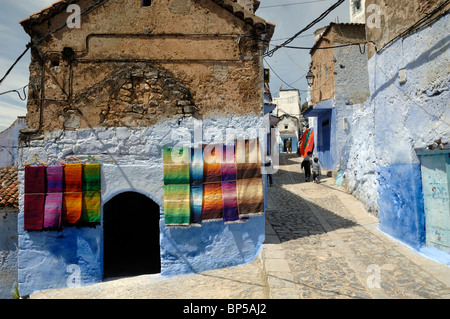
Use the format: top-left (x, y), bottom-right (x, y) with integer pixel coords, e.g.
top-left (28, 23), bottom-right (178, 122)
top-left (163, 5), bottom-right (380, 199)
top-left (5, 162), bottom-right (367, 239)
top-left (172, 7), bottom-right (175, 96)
top-left (304, 167), bottom-right (311, 180)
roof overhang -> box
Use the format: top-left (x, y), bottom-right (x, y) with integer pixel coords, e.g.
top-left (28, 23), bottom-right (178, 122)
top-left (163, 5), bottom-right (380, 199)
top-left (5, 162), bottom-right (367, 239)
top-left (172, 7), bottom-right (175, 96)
top-left (302, 99), bottom-right (333, 117)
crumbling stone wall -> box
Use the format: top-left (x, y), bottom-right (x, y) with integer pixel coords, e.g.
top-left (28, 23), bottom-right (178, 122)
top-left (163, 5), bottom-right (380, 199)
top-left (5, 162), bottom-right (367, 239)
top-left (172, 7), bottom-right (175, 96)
top-left (22, 0), bottom-right (268, 133)
top-left (365, 0), bottom-right (450, 58)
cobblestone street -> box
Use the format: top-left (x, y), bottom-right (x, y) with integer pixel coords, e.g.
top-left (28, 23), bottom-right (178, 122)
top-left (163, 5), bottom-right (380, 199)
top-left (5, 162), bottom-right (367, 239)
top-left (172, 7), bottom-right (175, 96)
top-left (264, 153), bottom-right (450, 299)
top-left (30, 153), bottom-right (450, 299)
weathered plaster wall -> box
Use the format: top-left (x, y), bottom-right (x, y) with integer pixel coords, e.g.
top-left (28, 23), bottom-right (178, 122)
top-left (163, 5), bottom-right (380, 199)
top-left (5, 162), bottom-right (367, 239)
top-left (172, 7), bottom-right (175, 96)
top-left (345, 15), bottom-right (450, 247)
top-left (365, 0), bottom-right (450, 58)
top-left (310, 38), bottom-right (335, 105)
top-left (340, 100), bottom-right (379, 215)
top-left (0, 209), bottom-right (18, 299)
top-left (310, 24), bottom-right (366, 106)
top-left (17, 115), bottom-right (267, 296)
top-left (23, 0), bottom-right (265, 133)
top-left (333, 44), bottom-right (370, 105)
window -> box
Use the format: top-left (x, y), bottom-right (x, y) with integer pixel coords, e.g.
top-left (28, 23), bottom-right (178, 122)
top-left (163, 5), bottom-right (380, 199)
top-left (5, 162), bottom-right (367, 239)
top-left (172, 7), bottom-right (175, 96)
top-left (141, 0), bottom-right (151, 7)
top-left (353, 0), bottom-right (362, 14)
top-left (284, 124), bottom-right (289, 130)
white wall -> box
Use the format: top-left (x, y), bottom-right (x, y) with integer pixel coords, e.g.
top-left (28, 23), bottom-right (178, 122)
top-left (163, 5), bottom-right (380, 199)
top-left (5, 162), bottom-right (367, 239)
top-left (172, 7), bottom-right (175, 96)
top-left (273, 90), bottom-right (301, 117)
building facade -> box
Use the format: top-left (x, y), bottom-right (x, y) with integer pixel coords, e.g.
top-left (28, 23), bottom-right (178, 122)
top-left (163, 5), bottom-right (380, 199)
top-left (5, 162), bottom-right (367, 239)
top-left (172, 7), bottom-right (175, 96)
top-left (272, 89), bottom-right (302, 153)
top-left (334, 0), bottom-right (449, 257)
top-left (0, 117), bottom-right (26, 167)
top-left (0, 167), bottom-right (19, 299)
top-left (303, 23), bottom-right (370, 170)
top-left (17, 0), bottom-right (274, 296)
top-left (363, 0), bottom-right (450, 253)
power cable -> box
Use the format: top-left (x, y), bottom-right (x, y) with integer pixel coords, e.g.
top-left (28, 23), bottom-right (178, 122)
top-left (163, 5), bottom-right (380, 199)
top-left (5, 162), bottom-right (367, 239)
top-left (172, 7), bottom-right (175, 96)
top-left (264, 58), bottom-right (306, 90)
top-left (0, 44), bottom-right (31, 87)
top-left (0, 85), bottom-right (29, 100)
top-left (259, 0), bottom-right (327, 9)
top-left (264, 0), bottom-right (345, 57)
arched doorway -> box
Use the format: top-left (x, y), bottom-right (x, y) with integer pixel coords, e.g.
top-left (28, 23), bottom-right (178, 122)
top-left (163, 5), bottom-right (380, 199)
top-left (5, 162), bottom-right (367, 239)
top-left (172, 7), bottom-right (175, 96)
top-left (103, 192), bottom-right (161, 279)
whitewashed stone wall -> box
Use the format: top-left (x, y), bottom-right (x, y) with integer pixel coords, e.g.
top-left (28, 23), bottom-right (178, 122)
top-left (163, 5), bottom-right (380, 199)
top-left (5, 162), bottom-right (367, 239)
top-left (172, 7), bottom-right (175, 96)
top-left (17, 115), bottom-right (269, 296)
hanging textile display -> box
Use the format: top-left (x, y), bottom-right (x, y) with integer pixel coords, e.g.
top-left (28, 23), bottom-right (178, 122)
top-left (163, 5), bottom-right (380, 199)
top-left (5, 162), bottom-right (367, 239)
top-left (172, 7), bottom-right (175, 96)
top-left (236, 139), bottom-right (264, 218)
top-left (62, 163), bottom-right (83, 224)
top-left (162, 138), bottom-right (264, 228)
top-left (23, 155), bottom-right (102, 230)
top-left (221, 143), bottom-right (240, 223)
top-left (43, 166), bottom-right (63, 229)
top-left (300, 128), bottom-right (314, 157)
top-left (190, 147), bottom-right (203, 225)
top-left (163, 147), bottom-right (191, 227)
top-left (24, 165), bottom-right (46, 230)
top-left (81, 163), bottom-right (101, 223)
top-left (202, 144), bottom-right (223, 222)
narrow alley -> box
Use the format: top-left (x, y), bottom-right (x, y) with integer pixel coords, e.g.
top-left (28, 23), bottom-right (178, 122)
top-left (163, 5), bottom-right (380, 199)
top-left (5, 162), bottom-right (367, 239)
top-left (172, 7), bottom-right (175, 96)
top-left (30, 153), bottom-right (450, 299)
top-left (264, 153), bottom-right (450, 299)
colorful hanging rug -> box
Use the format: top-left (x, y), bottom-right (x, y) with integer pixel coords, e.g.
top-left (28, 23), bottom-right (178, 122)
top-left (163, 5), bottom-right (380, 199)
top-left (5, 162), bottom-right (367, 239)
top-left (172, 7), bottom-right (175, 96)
top-left (221, 144), bottom-right (240, 223)
top-left (44, 166), bottom-right (63, 229)
top-left (24, 165), bottom-right (46, 230)
top-left (163, 147), bottom-right (191, 227)
top-left (62, 163), bottom-right (83, 224)
top-left (236, 139), bottom-right (264, 217)
top-left (190, 147), bottom-right (203, 225)
top-left (300, 128), bottom-right (314, 157)
top-left (81, 163), bottom-right (101, 223)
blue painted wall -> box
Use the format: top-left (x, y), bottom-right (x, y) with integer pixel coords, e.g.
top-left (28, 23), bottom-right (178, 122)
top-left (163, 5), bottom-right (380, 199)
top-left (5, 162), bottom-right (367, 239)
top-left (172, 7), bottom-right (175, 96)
top-left (0, 210), bottom-right (18, 299)
top-left (316, 108), bottom-right (337, 170)
top-left (376, 163), bottom-right (425, 249)
top-left (18, 116), bottom-right (267, 296)
top-left (18, 217), bottom-right (103, 294)
top-left (369, 15), bottom-right (449, 250)
top-left (160, 215), bottom-right (265, 275)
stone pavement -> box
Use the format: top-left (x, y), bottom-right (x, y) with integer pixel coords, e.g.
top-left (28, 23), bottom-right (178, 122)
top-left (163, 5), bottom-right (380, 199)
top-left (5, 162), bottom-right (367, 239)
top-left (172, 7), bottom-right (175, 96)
top-left (30, 153), bottom-right (450, 299)
top-left (263, 153), bottom-right (450, 299)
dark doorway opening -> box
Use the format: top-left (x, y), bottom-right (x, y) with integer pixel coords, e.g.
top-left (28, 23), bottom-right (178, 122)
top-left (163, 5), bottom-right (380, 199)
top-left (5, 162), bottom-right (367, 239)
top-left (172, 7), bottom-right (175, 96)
top-left (103, 192), bottom-right (161, 279)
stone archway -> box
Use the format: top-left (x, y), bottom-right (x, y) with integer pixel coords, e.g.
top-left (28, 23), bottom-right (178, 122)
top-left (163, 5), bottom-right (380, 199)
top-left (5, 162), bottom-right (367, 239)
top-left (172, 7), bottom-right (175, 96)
top-left (103, 191), bottom-right (161, 279)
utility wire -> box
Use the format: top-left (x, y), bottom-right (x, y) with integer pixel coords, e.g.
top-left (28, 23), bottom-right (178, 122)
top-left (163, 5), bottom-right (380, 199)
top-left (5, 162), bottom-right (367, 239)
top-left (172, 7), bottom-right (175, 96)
top-left (264, 0), bottom-right (345, 57)
top-left (264, 58), bottom-right (305, 90)
top-left (0, 0), bottom-right (111, 89)
top-left (260, 0), bottom-right (327, 9)
top-left (0, 85), bottom-right (29, 100)
top-left (0, 45), bottom-right (30, 87)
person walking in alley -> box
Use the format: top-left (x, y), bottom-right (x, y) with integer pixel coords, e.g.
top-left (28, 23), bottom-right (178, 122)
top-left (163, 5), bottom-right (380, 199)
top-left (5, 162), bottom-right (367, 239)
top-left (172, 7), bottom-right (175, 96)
top-left (312, 157), bottom-right (321, 184)
top-left (301, 151), bottom-right (312, 182)
top-left (285, 138), bottom-right (292, 153)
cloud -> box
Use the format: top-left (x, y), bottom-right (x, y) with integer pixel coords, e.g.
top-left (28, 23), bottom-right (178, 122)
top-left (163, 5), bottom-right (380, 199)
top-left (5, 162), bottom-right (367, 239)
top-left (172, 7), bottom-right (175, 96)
top-left (0, 100), bottom-right (26, 132)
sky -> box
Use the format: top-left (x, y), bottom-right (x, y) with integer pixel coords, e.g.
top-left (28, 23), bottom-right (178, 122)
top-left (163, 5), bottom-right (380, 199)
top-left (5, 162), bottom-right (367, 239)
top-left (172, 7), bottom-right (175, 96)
top-left (0, 0), bottom-right (351, 132)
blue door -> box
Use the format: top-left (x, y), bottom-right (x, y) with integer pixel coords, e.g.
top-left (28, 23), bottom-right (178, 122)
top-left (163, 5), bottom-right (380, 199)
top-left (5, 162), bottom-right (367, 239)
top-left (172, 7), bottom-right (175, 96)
top-left (418, 150), bottom-right (450, 251)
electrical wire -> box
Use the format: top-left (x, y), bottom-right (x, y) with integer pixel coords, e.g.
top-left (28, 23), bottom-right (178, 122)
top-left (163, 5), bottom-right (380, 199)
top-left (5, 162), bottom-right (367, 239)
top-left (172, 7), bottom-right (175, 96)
top-left (0, 45), bottom-right (30, 87)
top-left (264, 58), bottom-right (306, 90)
top-left (264, 0), bottom-right (345, 57)
top-left (0, 85), bottom-right (28, 100)
top-left (259, 0), bottom-right (327, 9)
top-left (375, 0), bottom-right (450, 54)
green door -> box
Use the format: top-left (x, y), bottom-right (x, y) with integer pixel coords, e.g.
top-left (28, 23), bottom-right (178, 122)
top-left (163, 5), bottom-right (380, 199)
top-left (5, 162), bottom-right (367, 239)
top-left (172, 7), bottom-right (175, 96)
top-left (419, 150), bottom-right (450, 251)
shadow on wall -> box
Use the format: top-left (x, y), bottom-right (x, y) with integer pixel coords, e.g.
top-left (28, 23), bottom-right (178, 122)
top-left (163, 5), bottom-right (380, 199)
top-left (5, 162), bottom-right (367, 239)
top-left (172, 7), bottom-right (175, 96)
top-left (371, 34), bottom-right (450, 101)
